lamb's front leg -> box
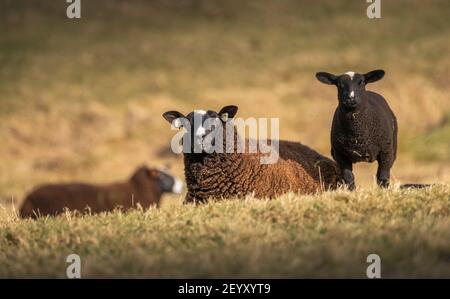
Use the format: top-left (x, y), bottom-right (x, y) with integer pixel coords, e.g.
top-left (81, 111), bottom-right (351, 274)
top-left (335, 154), bottom-right (355, 190)
top-left (376, 153), bottom-right (392, 188)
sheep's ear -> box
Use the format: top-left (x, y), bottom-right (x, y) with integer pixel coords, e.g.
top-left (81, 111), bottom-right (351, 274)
top-left (364, 69), bottom-right (385, 83)
top-left (163, 111), bottom-right (185, 128)
top-left (218, 105), bottom-right (238, 122)
top-left (316, 72), bottom-right (338, 85)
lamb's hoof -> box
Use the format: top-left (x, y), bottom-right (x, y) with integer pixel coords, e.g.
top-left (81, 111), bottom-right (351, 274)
top-left (377, 179), bottom-right (390, 188)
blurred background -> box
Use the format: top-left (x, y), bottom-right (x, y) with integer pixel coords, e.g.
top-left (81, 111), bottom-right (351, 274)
top-left (0, 0), bottom-right (449, 207)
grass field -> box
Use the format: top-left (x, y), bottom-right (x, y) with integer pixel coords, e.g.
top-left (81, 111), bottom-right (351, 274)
top-left (0, 0), bottom-right (449, 277)
top-left (1, 186), bottom-right (449, 278)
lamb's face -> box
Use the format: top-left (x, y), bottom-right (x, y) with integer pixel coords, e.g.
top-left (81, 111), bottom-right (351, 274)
top-left (163, 105), bottom-right (238, 154)
top-left (131, 166), bottom-right (184, 194)
top-left (316, 69), bottom-right (385, 110)
top-left (336, 72), bottom-right (366, 109)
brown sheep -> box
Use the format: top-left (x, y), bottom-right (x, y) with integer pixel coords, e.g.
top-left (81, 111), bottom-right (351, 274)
top-left (19, 166), bottom-right (183, 218)
top-left (163, 105), bottom-right (342, 203)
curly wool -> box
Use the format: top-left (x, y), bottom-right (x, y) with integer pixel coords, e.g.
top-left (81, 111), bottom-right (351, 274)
top-left (331, 91), bottom-right (397, 166)
top-left (183, 135), bottom-right (341, 203)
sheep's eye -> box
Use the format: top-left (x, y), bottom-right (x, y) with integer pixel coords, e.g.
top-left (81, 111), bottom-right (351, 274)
top-left (358, 79), bottom-right (364, 86)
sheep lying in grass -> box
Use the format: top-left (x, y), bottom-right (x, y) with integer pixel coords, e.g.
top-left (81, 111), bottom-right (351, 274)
top-left (19, 166), bottom-right (183, 218)
top-left (163, 105), bottom-right (341, 203)
top-left (316, 69), bottom-right (397, 189)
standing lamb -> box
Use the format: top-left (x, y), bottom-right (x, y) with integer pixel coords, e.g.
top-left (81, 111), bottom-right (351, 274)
top-left (20, 166), bottom-right (183, 218)
top-left (315, 69), bottom-right (397, 189)
top-left (162, 105), bottom-right (341, 203)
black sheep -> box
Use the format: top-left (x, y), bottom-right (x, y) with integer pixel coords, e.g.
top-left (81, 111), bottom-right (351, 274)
top-left (315, 69), bottom-right (397, 189)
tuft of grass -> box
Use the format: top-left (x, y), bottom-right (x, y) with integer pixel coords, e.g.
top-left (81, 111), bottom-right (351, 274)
top-left (0, 186), bottom-right (449, 278)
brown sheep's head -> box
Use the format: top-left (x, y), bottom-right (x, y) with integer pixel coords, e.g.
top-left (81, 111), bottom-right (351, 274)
top-left (130, 166), bottom-right (183, 194)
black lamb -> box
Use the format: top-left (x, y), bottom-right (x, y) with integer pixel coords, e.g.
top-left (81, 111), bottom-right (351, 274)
top-left (315, 69), bottom-right (397, 189)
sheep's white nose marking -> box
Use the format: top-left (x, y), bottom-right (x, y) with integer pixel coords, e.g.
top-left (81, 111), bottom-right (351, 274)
top-left (345, 71), bottom-right (355, 79)
top-left (172, 178), bottom-right (184, 194)
top-left (350, 91), bottom-right (355, 98)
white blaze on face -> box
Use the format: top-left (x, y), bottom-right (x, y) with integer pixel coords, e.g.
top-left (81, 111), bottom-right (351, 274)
top-left (345, 71), bottom-right (355, 79)
top-left (346, 71), bottom-right (356, 97)
top-left (194, 110), bottom-right (207, 137)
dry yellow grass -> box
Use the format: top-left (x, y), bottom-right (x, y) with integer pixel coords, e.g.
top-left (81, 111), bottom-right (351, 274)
top-left (0, 186), bottom-right (449, 278)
